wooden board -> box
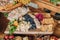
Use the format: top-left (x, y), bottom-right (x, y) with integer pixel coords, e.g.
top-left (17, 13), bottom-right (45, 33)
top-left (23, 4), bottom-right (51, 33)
top-left (4, 31), bottom-right (53, 35)
top-left (4, 3), bottom-right (22, 11)
top-left (0, 3), bottom-right (22, 12)
top-left (31, 0), bottom-right (60, 13)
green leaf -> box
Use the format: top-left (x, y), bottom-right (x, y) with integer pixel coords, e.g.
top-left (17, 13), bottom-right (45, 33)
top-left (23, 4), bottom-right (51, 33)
top-left (50, 0), bottom-right (57, 5)
top-left (58, 0), bottom-right (60, 1)
top-left (13, 1), bottom-right (18, 5)
top-left (4, 12), bottom-right (8, 17)
top-left (9, 26), bottom-right (16, 34)
top-left (9, 21), bottom-right (14, 25)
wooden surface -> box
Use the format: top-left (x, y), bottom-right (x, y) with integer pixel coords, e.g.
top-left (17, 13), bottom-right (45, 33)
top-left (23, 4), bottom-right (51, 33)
top-left (0, 0), bottom-right (60, 13)
top-left (4, 3), bottom-right (22, 11)
top-left (31, 0), bottom-right (60, 13)
top-left (4, 31), bottom-right (53, 34)
top-left (0, 3), bottom-right (22, 12)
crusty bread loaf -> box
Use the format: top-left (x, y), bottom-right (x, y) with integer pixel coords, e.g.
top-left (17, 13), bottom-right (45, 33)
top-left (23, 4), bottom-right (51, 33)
top-left (15, 36), bottom-right (22, 40)
top-left (41, 18), bottom-right (54, 24)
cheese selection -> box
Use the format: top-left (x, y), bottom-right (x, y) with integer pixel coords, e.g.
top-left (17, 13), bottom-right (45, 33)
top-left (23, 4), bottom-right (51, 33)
top-left (3, 6), bottom-right (55, 34)
top-left (0, 0), bottom-right (60, 40)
